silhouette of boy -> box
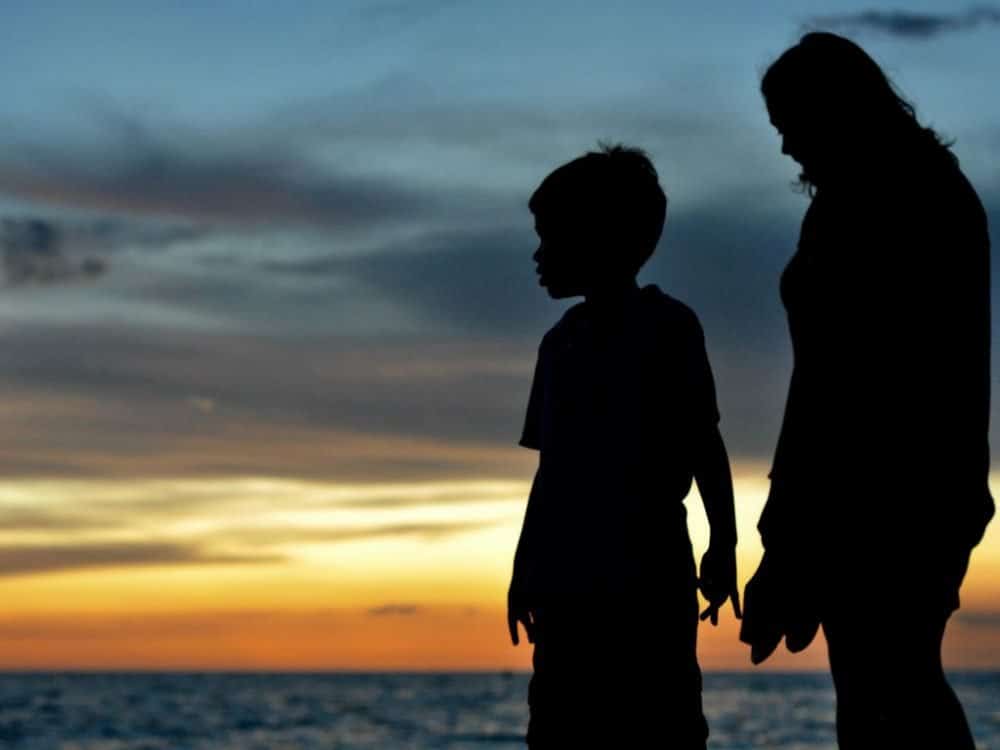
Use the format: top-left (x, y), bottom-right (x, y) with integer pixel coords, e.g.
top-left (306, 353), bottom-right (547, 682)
top-left (508, 144), bottom-right (740, 748)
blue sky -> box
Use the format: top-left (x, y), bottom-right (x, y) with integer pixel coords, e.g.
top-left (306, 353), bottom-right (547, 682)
top-left (0, 1), bottom-right (998, 479)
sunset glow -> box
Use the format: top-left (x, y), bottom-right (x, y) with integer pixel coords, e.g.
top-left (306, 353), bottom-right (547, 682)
top-left (1, 469), bottom-right (996, 670)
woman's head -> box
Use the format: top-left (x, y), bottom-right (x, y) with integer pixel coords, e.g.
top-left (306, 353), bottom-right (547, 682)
top-left (762, 32), bottom-right (955, 190)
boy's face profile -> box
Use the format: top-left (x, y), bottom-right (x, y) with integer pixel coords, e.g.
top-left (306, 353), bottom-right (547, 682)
top-left (532, 212), bottom-right (596, 299)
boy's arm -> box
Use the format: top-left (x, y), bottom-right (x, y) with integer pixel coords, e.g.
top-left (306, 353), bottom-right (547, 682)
top-left (511, 467), bottom-right (541, 583)
top-left (676, 309), bottom-right (739, 624)
top-left (508, 467), bottom-right (541, 646)
top-left (694, 425), bottom-right (737, 548)
top-left (509, 339), bottom-right (546, 646)
top-left (693, 425), bottom-right (741, 625)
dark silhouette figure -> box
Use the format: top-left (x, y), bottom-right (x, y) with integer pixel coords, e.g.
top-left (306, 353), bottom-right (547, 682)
top-left (508, 144), bottom-right (740, 748)
top-left (739, 32), bottom-right (994, 749)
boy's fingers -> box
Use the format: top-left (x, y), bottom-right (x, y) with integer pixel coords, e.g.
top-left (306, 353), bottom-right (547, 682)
top-left (698, 579), bottom-right (720, 601)
top-left (508, 612), bottom-right (519, 646)
top-left (702, 590), bottom-right (744, 625)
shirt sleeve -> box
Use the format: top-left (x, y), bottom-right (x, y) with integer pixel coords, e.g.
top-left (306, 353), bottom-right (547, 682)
top-left (678, 310), bottom-right (721, 429)
top-left (518, 340), bottom-right (546, 450)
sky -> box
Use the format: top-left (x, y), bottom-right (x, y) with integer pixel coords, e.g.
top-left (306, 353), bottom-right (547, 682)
top-left (0, 0), bottom-right (999, 670)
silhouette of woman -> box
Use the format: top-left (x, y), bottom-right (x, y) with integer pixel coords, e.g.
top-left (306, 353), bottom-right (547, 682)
top-left (739, 32), bottom-right (994, 749)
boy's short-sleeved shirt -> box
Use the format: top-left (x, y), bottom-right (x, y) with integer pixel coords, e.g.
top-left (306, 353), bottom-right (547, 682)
top-left (519, 284), bottom-right (720, 594)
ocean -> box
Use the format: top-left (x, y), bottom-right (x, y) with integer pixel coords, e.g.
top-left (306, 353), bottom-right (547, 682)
top-left (0, 672), bottom-right (996, 749)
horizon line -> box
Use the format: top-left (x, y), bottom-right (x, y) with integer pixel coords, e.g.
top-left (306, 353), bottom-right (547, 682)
top-left (0, 668), bottom-right (997, 675)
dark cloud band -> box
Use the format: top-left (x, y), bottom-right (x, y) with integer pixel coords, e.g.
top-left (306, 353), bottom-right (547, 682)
top-left (0, 541), bottom-right (282, 578)
top-left (805, 7), bottom-right (1000, 39)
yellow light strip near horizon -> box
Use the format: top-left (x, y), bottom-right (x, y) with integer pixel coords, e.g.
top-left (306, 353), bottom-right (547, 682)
top-left (0, 469), bottom-right (996, 668)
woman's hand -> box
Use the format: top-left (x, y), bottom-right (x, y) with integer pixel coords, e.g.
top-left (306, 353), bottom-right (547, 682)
top-left (739, 551), bottom-right (785, 663)
top-left (739, 548), bottom-right (821, 663)
top-left (698, 543), bottom-right (742, 626)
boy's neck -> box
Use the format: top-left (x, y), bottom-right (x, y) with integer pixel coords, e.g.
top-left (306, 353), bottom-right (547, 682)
top-left (583, 278), bottom-right (642, 318)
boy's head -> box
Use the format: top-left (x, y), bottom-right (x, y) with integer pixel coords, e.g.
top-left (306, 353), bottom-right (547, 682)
top-left (529, 143), bottom-right (667, 299)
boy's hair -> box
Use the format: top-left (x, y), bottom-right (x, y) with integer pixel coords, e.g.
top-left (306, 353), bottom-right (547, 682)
top-left (528, 142), bottom-right (668, 273)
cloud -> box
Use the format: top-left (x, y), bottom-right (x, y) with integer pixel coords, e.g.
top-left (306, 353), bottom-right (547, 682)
top-left (0, 190), bottom-right (834, 480)
top-left (269, 73), bottom-right (732, 163)
top-left (0, 184), bottom-right (996, 479)
top-left (186, 395), bottom-right (217, 414)
top-left (368, 603), bottom-right (420, 616)
top-left (251, 188), bottom-right (798, 341)
top-left (0, 478), bottom-right (527, 534)
top-left (0, 611), bottom-right (285, 640)
top-left (0, 508), bottom-right (119, 532)
top-left (0, 214), bottom-right (208, 286)
top-left (0, 389), bottom-right (529, 482)
top-left (248, 195), bottom-right (802, 462)
top-left (0, 117), bottom-right (441, 233)
top-left (257, 225), bottom-right (555, 336)
top-left (0, 478), bottom-right (516, 585)
top-left (216, 519), bottom-right (501, 547)
top-left (331, 485), bottom-right (525, 510)
top-left (0, 81), bottom-right (764, 253)
top-left (955, 610), bottom-right (1000, 629)
top-left (0, 541), bottom-right (283, 578)
top-left (0, 605), bottom-right (482, 642)
top-left (0, 321), bottom-right (537, 480)
top-left (2, 218), bottom-right (106, 286)
top-left (805, 7), bottom-right (1000, 39)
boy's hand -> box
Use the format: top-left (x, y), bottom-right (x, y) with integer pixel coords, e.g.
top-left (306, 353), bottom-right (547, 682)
top-left (507, 583), bottom-right (536, 646)
top-left (698, 543), bottom-right (742, 626)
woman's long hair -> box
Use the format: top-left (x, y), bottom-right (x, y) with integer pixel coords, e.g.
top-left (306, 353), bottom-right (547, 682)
top-left (761, 32), bottom-right (957, 193)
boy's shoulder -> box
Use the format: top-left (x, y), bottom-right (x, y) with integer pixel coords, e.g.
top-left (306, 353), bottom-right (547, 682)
top-left (539, 285), bottom-right (704, 353)
top-left (633, 287), bottom-right (708, 358)
top-left (637, 284), bottom-right (704, 332)
top-left (540, 300), bottom-right (587, 346)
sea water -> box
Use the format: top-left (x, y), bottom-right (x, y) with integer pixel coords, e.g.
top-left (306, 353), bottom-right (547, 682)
top-left (0, 672), bottom-right (996, 749)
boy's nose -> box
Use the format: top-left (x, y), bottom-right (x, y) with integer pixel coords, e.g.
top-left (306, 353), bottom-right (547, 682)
top-left (532, 245), bottom-right (542, 263)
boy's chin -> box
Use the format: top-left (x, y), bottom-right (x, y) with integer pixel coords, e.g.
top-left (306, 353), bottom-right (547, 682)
top-left (546, 288), bottom-right (579, 300)
top-left (541, 281), bottom-right (583, 300)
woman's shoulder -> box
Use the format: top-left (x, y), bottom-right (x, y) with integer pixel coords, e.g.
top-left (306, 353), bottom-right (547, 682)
top-left (817, 155), bottom-right (985, 247)
top-left (898, 152), bottom-right (985, 219)
top-left (889, 159), bottom-right (990, 258)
